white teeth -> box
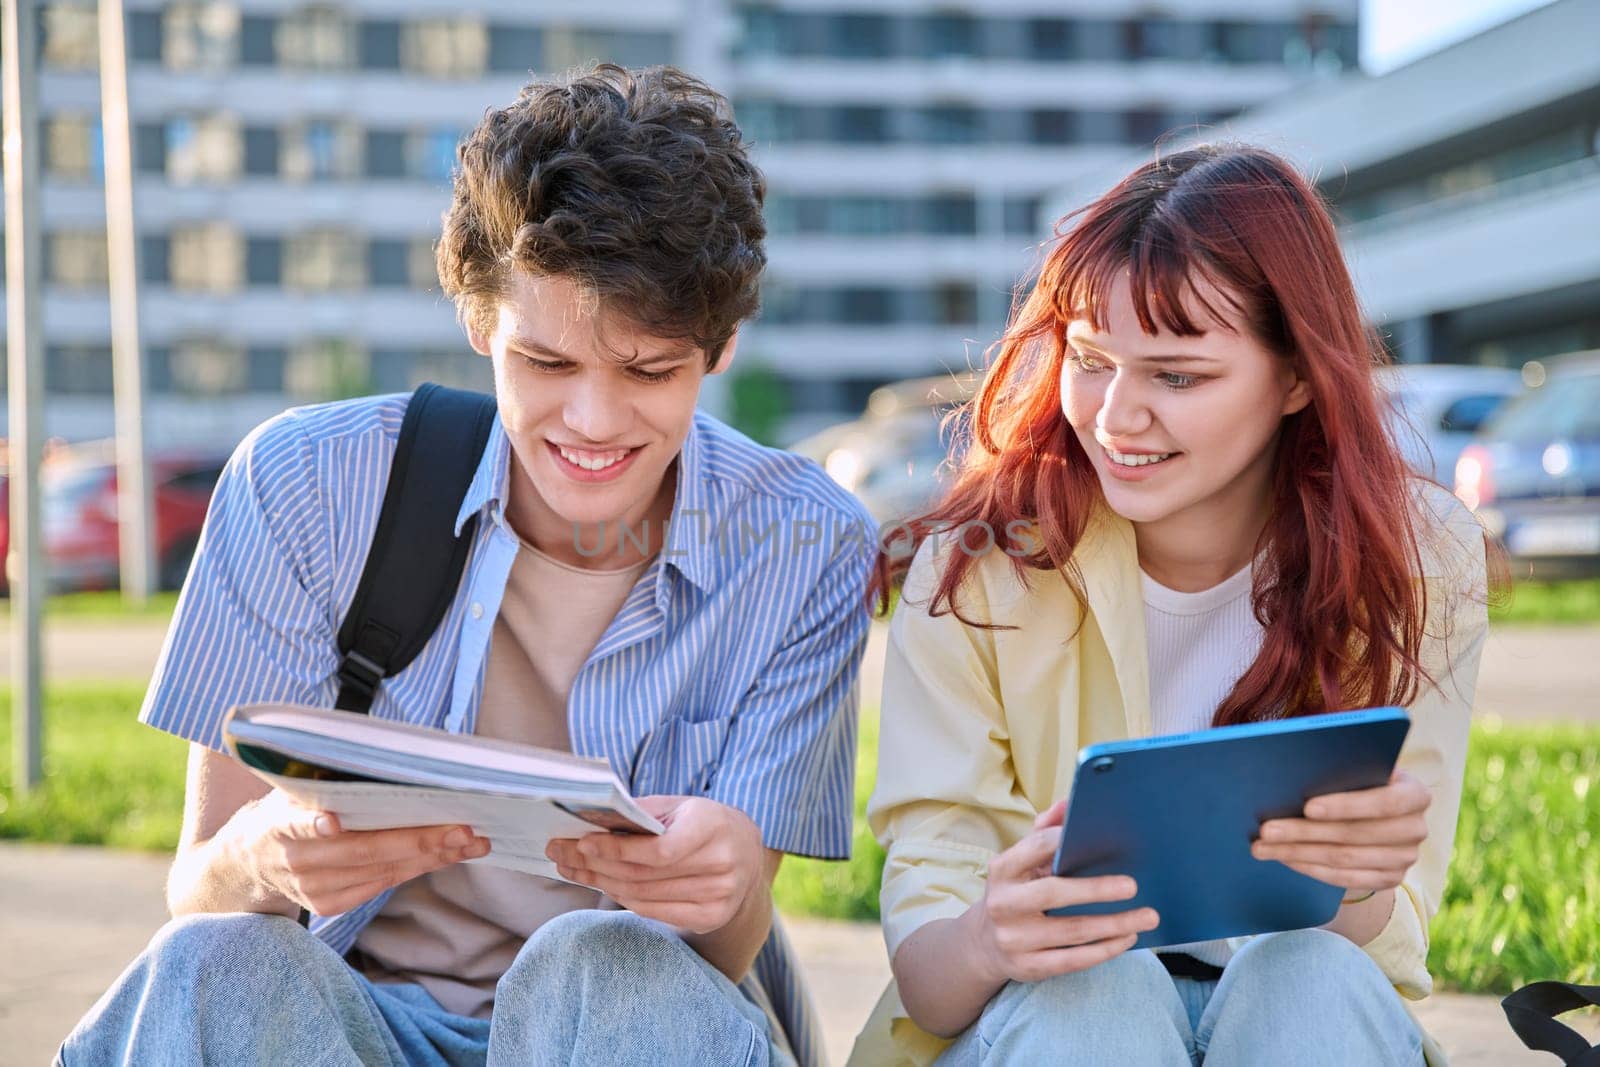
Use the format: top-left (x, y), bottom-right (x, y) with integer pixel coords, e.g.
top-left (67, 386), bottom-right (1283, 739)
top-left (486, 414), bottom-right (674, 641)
top-left (1105, 448), bottom-right (1174, 467)
top-left (558, 446), bottom-right (629, 471)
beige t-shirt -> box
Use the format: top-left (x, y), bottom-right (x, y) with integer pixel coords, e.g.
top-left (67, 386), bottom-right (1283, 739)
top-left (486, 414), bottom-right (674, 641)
top-left (352, 537), bottom-right (652, 1018)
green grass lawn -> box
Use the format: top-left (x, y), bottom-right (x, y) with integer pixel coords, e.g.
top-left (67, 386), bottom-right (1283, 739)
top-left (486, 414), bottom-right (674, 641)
top-left (3, 687), bottom-right (1596, 994)
top-left (1489, 578), bottom-right (1600, 625)
top-left (0, 590), bottom-right (182, 621)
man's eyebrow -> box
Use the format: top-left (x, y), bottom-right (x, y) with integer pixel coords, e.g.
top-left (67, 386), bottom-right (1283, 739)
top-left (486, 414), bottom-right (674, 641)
top-left (1068, 337), bottom-right (1221, 366)
top-left (507, 336), bottom-right (695, 367)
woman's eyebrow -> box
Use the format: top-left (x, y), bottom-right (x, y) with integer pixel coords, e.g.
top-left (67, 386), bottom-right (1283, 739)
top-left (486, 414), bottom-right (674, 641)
top-left (1069, 338), bottom-right (1221, 366)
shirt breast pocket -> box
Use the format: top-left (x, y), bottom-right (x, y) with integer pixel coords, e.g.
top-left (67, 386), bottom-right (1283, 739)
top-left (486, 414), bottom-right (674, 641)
top-left (630, 714), bottom-right (731, 797)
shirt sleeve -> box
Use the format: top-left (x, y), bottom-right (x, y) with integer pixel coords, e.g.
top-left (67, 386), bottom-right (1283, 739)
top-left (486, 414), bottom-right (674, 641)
top-left (139, 410), bottom-right (342, 751)
top-left (1362, 492), bottom-right (1488, 998)
top-left (707, 513), bottom-right (878, 860)
top-left (867, 539), bottom-right (1038, 961)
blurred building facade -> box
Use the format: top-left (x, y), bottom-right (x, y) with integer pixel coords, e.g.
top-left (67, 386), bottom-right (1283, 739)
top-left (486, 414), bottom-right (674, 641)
top-left (3, 0), bottom-right (1357, 447)
top-left (1049, 0), bottom-right (1600, 372)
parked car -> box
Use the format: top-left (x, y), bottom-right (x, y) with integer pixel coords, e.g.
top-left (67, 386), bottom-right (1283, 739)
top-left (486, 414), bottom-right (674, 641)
top-left (1374, 363), bottom-right (1524, 484)
top-left (1455, 351), bottom-right (1600, 579)
top-left (789, 373), bottom-right (977, 525)
top-left (0, 440), bottom-right (228, 594)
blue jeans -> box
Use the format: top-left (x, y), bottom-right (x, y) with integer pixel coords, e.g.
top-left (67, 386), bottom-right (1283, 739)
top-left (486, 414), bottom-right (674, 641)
top-left (937, 929), bottom-right (1425, 1066)
top-left (59, 910), bottom-right (791, 1067)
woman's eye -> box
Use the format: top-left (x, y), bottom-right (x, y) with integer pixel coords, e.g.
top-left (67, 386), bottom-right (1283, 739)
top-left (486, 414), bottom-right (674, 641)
top-left (1158, 372), bottom-right (1199, 389)
top-left (1069, 352), bottom-right (1107, 373)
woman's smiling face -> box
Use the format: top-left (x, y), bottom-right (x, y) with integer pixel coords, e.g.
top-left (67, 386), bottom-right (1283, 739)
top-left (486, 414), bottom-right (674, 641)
top-left (1060, 273), bottom-right (1310, 539)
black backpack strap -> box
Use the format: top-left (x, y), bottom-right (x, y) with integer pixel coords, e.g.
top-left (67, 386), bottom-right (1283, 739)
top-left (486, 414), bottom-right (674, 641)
top-left (1502, 981), bottom-right (1600, 1066)
top-left (334, 383), bottom-right (498, 714)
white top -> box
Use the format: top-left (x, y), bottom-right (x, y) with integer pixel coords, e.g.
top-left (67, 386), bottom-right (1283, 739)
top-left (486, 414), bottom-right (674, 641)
top-left (1141, 560), bottom-right (1265, 969)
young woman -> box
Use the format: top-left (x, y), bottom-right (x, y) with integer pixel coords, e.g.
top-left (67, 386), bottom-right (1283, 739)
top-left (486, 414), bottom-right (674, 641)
top-left (849, 144), bottom-right (1488, 1067)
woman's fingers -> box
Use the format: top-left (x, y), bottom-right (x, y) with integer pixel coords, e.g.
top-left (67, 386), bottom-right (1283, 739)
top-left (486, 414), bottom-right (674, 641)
top-left (1302, 772), bottom-right (1430, 821)
top-left (988, 826), bottom-right (1064, 882)
top-left (1006, 934), bottom-right (1141, 984)
top-left (1275, 859), bottom-right (1402, 891)
top-left (998, 874), bottom-right (1139, 917)
top-left (1252, 840), bottom-right (1418, 871)
top-left (1257, 813), bottom-right (1427, 847)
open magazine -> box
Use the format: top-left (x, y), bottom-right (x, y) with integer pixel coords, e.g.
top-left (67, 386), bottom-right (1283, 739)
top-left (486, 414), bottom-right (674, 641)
top-left (223, 703), bottom-right (663, 883)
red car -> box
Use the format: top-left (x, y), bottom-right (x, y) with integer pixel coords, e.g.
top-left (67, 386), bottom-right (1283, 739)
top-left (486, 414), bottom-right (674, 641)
top-left (0, 440), bottom-right (229, 594)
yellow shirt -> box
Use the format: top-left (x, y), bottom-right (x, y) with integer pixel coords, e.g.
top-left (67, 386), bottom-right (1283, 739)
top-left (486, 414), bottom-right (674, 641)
top-left (849, 484), bottom-right (1487, 1066)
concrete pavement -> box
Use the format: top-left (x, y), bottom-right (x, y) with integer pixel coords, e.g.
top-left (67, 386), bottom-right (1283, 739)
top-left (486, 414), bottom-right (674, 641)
top-left (2, 842), bottom-right (1594, 1066)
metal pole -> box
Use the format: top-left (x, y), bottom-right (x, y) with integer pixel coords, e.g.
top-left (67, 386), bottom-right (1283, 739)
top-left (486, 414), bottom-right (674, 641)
top-left (4, 0), bottom-right (46, 792)
top-left (99, 0), bottom-right (153, 604)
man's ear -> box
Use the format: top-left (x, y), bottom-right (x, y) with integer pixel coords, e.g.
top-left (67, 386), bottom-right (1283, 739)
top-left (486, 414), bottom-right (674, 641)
top-left (707, 330), bottom-right (739, 377)
top-left (1282, 374), bottom-right (1312, 416)
top-left (466, 322), bottom-right (492, 358)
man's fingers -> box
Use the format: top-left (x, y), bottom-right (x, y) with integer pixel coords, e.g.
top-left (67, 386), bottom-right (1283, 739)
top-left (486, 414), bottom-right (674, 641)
top-left (289, 824), bottom-right (483, 871)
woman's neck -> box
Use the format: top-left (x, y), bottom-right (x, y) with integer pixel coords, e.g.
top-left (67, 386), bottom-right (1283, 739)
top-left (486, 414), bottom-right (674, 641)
top-left (1134, 503), bottom-right (1267, 593)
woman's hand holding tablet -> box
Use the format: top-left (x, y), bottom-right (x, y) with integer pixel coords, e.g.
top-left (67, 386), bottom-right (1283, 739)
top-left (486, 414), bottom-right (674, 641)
top-left (1251, 769), bottom-right (1431, 893)
top-left (962, 798), bottom-right (1160, 986)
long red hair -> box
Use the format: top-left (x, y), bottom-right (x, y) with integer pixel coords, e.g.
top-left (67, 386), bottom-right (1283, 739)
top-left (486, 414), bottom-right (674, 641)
top-left (899, 143), bottom-right (1430, 724)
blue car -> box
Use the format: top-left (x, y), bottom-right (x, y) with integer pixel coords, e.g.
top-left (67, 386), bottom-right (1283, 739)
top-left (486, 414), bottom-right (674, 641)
top-left (1456, 351), bottom-right (1600, 579)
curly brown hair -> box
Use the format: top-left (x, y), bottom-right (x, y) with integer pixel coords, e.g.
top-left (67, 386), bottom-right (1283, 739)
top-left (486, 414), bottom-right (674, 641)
top-left (436, 64), bottom-right (766, 367)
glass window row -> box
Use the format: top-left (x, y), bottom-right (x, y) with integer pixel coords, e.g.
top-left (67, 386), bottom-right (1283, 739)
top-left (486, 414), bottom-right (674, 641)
top-left (735, 100), bottom-right (1236, 147)
top-left (38, 2), bottom-right (674, 78)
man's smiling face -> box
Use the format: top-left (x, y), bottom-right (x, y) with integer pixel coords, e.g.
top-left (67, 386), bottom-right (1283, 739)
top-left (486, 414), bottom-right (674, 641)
top-left (469, 271), bottom-right (734, 551)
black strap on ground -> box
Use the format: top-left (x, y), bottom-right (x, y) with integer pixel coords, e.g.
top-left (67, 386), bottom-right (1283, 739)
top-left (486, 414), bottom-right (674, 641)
top-left (1502, 981), bottom-right (1600, 1066)
top-left (334, 382), bottom-right (497, 714)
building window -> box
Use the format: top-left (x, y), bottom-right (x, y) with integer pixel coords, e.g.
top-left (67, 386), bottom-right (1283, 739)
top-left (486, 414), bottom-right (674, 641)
top-left (922, 105), bottom-right (983, 145)
top-left (1003, 196), bottom-right (1041, 236)
top-left (166, 115), bottom-right (242, 184)
top-left (487, 24), bottom-right (541, 73)
top-left (277, 6), bottom-right (353, 70)
top-left (1028, 18), bottom-right (1076, 60)
top-left (246, 236), bottom-right (283, 286)
top-left (171, 339), bottom-right (247, 395)
top-left (542, 28), bottom-right (673, 70)
top-left (46, 345), bottom-right (114, 395)
top-left (239, 14), bottom-right (277, 65)
top-left (141, 234), bottom-right (171, 284)
top-left (368, 238), bottom-right (410, 287)
top-left (171, 223), bottom-right (244, 292)
top-left (129, 10), bottom-right (164, 63)
top-left (45, 115), bottom-right (103, 180)
top-left (921, 13), bottom-right (978, 58)
top-left (411, 128), bottom-right (461, 183)
top-left (282, 120), bottom-right (362, 181)
top-left (832, 106), bottom-right (890, 144)
top-left (285, 230), bottom-right (364, 291)
top-left (243, 126), bottom-right (280, 177)
top-left (828, 14), bottom-right (892, 59)
top-left (358, 18), bottom-right (402, 70)
top-left (135, 122), bottom-right (167, 174)
top-left (286, 339), bottom-right (370, 400)
top-left (402, 17), bottom-right (488, 79)
top-left (837, 287), bottom-right (897, 325)
top-left (923, 194), bottom-right (978, 235)
top-left (42, 2), bottom-right (99, 71)
top-left (165, 3), bottom-right (239, 71)
top-left (47, 230), bottom-right (109, 288)
top-left (364, 129), bottom-right (407, 178)
top-left (932, 282), bottom-right (978, 325)
top-left (1075, 19), bottom-right (1128, 61)
top-left (1029, 109), bottom-right (1075, 145)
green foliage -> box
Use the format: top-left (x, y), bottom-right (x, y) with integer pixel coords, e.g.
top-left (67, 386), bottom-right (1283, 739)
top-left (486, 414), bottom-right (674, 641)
top-left (0, 591), bottom-right (182, 620)
top-left (772, 709), bottom-right (886, 921)
top-left (0, 684), bottom-right (185, 850)
top-left (1490, 578), bottom-right (1600, 625)
top-left (725, 362), bottom-right (789, 446)
top-left (1429, 718), bottom-right (1600, 992)
top-left (5, 686), bottom-right (1597, 995)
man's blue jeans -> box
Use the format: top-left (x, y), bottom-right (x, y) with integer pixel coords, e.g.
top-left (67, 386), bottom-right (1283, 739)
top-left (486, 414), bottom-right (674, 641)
top-left (936, 929), bottom-right (1426, 1065)
top-left (58, 909), bottom-right (792, 1066)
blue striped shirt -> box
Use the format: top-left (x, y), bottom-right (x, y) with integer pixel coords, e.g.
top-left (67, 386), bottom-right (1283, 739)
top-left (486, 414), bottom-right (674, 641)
top-left (141, 391), bottom-right (877, 1066)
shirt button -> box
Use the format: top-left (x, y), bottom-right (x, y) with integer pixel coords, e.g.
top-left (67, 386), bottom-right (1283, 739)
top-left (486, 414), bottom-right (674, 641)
top-left (470, 602), bottom-right (485, 620)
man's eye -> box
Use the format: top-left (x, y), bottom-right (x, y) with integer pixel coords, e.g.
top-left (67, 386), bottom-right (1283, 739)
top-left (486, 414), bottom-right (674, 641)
top-left (628, 366), bottom-right (682, 384)
top-left (522, 357), bottom-right (566, 373)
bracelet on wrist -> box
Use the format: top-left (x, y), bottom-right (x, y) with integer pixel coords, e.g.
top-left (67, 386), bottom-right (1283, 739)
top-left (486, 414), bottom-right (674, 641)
top-left (1341, 889), bottom-right (1377, 905)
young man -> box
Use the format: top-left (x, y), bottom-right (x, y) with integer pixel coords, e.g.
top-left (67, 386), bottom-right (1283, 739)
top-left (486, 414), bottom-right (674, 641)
top-left (61, 65), bottom-right (876, 1067)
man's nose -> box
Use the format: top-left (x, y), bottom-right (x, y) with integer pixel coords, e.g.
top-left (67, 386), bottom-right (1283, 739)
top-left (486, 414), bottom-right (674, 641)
top-left (563, 377), bottom-right (631, 443)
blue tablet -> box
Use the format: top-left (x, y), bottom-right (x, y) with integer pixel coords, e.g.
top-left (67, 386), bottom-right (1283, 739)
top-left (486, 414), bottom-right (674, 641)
top-left (1047, 706), bottom-right (1411, 949)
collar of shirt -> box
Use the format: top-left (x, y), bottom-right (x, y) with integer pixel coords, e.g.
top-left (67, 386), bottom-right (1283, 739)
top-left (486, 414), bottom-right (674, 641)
top-left (450, 411), bottom-right (717, 595)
